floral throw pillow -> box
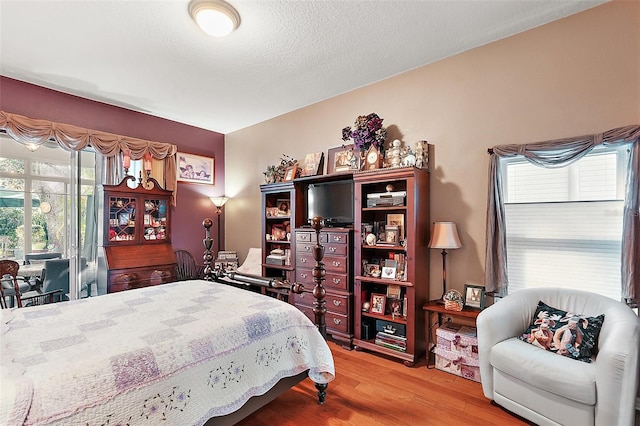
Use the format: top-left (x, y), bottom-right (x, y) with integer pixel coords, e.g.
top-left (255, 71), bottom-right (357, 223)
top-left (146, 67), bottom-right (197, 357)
top-left (519, 300), bottom-right (605, 363)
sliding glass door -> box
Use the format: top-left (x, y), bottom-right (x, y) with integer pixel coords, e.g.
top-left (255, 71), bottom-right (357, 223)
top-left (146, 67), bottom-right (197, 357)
top-left (0, 134), bottom-right (98, 299)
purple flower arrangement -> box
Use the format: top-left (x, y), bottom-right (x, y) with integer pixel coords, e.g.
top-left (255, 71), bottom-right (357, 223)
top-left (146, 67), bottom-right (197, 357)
top-left (341, 113), bottom-right (387, 150)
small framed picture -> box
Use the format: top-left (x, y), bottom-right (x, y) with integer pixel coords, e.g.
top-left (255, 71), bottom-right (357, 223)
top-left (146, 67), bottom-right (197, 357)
top-left (299, 152), bottom-right (324, 177)
top-left (265, 207), bottom-right (279, 217)
top-left (283, 165), bottom-right (298, 181)
top-left (385, 225), bottom-right (399, 244)
top-left (463, 284), bottom-right (486, 310)
top-left (381, 266), bottom-right (396, 280)
top-left (365, 263), bottom-right (381, 278)
top-left (386, 284), bottom-right (401, 299)
top-left (388, 299), bottom-right (402, 317)
top-left (370, 293), bottom-right (386, 315)
top-left (276, 199), bottom-right (290, 216)
top-left (271, 224), bottom-right (287, 241)
top-left (177, 152), bottom-right (215, 185)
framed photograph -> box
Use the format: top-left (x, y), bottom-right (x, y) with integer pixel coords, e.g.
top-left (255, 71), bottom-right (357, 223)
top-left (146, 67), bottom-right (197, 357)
top-left (386, 213), bottom-right (405, 240)
top-left (385, 225), bottom-right (399, 244)
top-left (299, 152), bottom-right (324, 177)
top-left (386, 284), bottom-right (401, 299)
top-left (365, 263), bottom-right (381, 277)
top-left (370, 293), bottom-right (386, 315)
top-left (388, 299), bottom-right (402, 317)
top-left (283, 165), bottom-right (298, 181)
top-left (381, 266), bottom-right (396, 280)
top-left (327, 144), bottom-right (358, 174)
top-left (177, 152), bottom-right (214, 185)
top-left (276, 199), bottom-right (290, 216)
top-left (464, 284), bottom-right (486, 310)
top-left (265, 206), bottom-right (279, 217)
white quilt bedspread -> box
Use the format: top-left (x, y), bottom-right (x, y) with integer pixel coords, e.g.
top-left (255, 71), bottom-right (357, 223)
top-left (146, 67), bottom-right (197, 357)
top-left (0, 280), bottom-right (335, 425)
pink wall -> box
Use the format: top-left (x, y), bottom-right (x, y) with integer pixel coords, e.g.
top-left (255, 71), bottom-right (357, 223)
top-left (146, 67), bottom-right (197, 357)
top-left (0, 76), bottom-right (226, 261)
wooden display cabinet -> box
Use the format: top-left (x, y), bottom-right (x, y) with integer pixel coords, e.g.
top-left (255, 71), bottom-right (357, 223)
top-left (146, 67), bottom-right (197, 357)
top-left (102, 176), bottom-right (176, 292)
top-left (352, 167), bottom-right (430, 366)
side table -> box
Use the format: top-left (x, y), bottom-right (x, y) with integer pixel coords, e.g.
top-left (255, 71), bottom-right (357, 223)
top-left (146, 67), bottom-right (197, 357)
top-left (423, 300), bottom-right (481, 368)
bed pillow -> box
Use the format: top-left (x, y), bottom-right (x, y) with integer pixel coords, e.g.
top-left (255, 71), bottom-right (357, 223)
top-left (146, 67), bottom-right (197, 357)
top-left (519, 300), bottom-right (604, 363)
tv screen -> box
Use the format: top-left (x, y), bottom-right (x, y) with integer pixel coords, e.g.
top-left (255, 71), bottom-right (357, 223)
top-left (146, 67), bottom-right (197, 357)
top-left (307, 180), bottom-right (354, 226)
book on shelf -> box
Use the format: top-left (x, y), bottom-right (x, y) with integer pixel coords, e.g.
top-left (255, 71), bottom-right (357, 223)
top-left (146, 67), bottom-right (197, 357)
top-left (376, 331), bottom-right (407, 344)
top-left (374, 338), bottom-right (407, 353)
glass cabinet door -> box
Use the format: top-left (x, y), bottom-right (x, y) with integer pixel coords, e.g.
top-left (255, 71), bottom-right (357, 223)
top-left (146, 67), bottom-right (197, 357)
top-left (143, 198), bottom-right (168, 241)
top-left (108, 196), bottom-right (136, 242)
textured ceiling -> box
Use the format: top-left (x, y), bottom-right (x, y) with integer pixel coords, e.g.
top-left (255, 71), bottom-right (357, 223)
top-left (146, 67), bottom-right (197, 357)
top-left (0, 0), bottom-right (606, 134)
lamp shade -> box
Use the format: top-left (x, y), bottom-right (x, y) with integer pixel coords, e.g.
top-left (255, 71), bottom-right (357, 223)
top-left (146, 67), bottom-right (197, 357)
top-left (428, 222), bottom-right (462, 249)
top-left (210, 196), bottom-right (229, 208)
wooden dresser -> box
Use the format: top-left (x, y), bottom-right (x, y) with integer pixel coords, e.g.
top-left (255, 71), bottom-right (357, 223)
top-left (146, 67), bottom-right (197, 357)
top-left (292, 228), bottom-right (353, 347)
top-left (101, 176), bottom-right (176, 293)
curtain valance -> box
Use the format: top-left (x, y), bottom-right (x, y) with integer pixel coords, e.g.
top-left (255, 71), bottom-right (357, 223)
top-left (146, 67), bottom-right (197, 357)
top-left (0, 111), bottom-right (178, 203)
top-left (485, 124), bottom-right (640, 304)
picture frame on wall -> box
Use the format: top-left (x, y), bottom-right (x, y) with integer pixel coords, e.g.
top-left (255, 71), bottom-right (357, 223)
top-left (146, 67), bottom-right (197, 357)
top-left (177, 152), bottom-right (214, 185)
top-left (463, 284), bottom-right (486, 310)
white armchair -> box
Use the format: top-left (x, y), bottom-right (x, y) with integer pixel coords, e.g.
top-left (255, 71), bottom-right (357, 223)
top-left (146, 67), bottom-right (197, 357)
top-left (477, 288), bottom-right (640, 426)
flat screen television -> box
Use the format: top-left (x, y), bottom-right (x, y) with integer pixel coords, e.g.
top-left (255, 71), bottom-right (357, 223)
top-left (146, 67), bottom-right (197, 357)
top-left (307, 180), bottom-right (354, 227)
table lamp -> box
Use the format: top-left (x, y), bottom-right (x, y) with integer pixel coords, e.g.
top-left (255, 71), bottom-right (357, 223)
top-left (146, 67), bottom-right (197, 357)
top-left (428, 221), bottom-right (462, 301)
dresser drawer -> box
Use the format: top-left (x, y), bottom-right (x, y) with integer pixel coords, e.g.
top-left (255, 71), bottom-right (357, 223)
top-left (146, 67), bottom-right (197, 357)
top-left (324, 272), bottom-right (348, 291)
top-left (107, 264), bottom-right (175, 293)
top-left (295, 302), bottom-right (349, 334)
top-left (295, 253), bottom-right (347, 273)
top-left (325, 293), bottom-right (349, 315)
top-left (296, 231), bottom-right (328, 244)
top-left (326, 232), bottom-right (348, 245)
top-left (296, 242), bottom-right (347, 257)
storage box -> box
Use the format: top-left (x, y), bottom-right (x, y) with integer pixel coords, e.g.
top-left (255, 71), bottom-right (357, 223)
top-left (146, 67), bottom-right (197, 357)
top-left (434, 323), bottom-right (480, 382)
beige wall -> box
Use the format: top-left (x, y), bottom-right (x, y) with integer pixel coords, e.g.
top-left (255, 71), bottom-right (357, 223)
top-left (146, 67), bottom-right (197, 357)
top-left (225, 1), bottom-right (640, 298)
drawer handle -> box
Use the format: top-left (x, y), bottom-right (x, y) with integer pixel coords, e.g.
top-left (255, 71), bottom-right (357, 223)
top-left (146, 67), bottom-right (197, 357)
top-left (300, 258), bottom-right (307, 263)
top-left (333, 318), bottom-right (342, 325)
top-left (305, 245), bottom-right (311, 250)
top-left (333, 236), bottom-right (342, 242)
top-left (332, 300), bottom-right (342, 306)
top-left (329, 247), bottom-right (336, 253)
top-left (332, 278), bottom-right (341, 284)
top-left (300, 293), bottom-right (305, 298)
top-left (301, 273), bottom-right (308, 279)
top-left (332, 261), bottom-right (341, 267)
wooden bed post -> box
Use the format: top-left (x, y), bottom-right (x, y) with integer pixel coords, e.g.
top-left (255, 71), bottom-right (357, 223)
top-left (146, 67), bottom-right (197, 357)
top-left (309, 216), bottom-right (327, 339)
top-left (202, 218), bottom-right (215, 281)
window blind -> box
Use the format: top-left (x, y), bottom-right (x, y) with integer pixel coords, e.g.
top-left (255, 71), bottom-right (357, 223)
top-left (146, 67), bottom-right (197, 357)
top-left (502, 148), bottom-right (626, 301)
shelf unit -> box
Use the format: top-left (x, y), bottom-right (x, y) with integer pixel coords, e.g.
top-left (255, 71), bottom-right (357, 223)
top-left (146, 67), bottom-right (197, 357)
top-left (352, 167), bottom-right (430, 366)
top-left (260, 181), bottom-right (303, 299)
top-left (101, 176), bottom-right (176, 293)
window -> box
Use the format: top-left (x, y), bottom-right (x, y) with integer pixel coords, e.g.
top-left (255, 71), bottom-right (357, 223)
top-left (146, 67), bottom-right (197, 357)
top-left (502, 146), bottom-right (629, 300)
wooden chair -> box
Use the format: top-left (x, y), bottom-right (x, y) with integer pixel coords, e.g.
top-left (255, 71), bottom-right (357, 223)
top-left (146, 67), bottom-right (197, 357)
top-left (1, 259), bottom-right (65, 309)
top-left (0, 259), bottom-right (22, 308)
top-left (174, 249), bottom-right (203, 281)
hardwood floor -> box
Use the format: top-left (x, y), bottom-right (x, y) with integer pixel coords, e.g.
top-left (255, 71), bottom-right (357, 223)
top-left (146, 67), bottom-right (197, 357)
top-left (237, 341), bottom-right (533, 425)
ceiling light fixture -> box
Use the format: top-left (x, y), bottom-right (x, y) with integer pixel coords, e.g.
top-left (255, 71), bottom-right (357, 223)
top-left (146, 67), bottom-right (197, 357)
top-left (189, 0), bottom-right (240, 37)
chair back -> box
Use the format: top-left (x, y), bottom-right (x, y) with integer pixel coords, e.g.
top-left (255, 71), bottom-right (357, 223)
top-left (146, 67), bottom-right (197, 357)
top-left (174, 249), bottom-right (200, 281)
top-left (0, 259), bottom-right (22, 308)
top-left (41, 259), bottom-right (71, 300)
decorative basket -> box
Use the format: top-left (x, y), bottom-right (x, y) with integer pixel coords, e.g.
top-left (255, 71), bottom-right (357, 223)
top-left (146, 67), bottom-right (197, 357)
top-left (444, 300), bottom-right (463, 311)
top-left (443, 289), bottom-right (464, 311)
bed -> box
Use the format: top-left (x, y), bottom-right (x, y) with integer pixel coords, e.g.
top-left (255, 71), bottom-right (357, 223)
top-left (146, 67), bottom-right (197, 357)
top-left (0, 219), bottom-right (334, 426)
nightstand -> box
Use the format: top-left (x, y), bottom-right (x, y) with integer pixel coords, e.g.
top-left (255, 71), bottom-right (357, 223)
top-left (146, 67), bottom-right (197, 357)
top-left (423, 300), bottom-right (481, 368)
